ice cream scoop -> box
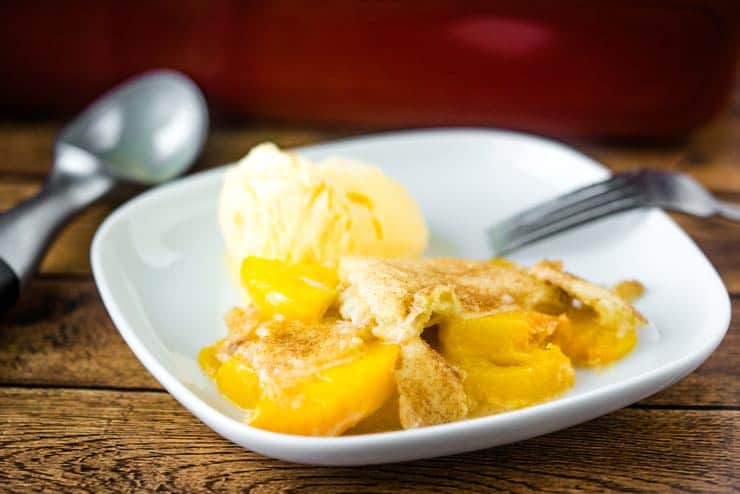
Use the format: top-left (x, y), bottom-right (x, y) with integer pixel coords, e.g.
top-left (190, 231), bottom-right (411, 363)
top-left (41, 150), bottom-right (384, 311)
top-left (0, 70), bottom-right (208, 312)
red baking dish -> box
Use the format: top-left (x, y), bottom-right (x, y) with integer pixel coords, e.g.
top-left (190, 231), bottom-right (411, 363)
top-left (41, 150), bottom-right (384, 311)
top-left (0, 1), bottom-right (737, 139)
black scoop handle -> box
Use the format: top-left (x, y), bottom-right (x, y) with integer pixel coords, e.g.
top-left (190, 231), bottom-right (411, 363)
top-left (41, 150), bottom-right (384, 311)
top-left (0, 257), bottom-right (20, 313)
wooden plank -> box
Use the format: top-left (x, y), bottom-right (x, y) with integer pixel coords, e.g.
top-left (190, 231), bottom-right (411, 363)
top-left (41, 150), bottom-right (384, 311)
top-left (0, 123), bottom-right (57, 178)
top-left (1, 279), bottom-right (737, 408)
top-left (0, 279), bottom-right (158, 389)
top-left (0, 387), bottom-right (736, 493)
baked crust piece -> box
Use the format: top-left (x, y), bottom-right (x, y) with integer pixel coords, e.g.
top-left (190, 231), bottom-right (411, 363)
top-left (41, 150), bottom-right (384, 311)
top-left (530, 260), bottom-right (646, 336)
top-left (395, 337), bottom-right (468, 428)
top-left (338, 257), bottom-right (568, 343)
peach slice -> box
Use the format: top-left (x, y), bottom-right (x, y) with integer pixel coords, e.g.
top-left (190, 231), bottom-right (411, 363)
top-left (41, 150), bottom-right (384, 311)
top-left (215, 355), bottom-right (261, 409)
top-left (440, 311), bottom-right (574, 413)
top-left (551, 308), bottom-right (637, 367)
top-left (249, 343), bottom-right (399, 436)
top-left (240, 257), bottom-right (338, 321)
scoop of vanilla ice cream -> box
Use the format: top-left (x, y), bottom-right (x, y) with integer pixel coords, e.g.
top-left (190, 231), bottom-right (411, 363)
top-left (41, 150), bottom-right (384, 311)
top-left (219, 143), bottom-right (427, 268)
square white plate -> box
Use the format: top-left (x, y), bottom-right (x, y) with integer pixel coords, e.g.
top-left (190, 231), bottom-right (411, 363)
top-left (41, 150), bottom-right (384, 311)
top-left (91, 129), bottom-right (731, 465)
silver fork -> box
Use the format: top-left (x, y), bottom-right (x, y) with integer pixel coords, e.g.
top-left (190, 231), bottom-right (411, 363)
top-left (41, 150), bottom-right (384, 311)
top-left (487, 170), bottom-right (740, 256)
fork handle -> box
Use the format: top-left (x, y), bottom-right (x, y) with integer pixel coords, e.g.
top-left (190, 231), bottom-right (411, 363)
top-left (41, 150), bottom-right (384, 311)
top-left (717, 201), bottom-right (740, 222)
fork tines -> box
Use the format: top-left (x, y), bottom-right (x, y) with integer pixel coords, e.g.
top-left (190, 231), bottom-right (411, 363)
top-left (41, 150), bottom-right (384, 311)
top-left (487, 171), bottom-right (647, 256)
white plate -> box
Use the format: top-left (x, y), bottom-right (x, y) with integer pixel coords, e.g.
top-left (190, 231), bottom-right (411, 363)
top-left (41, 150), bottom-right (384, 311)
top-left (91, 129), bottom-right (731, 466)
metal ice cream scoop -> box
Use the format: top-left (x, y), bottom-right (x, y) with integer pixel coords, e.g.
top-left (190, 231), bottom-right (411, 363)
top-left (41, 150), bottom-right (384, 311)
top-left (0, 70), bottom-right (208, 312)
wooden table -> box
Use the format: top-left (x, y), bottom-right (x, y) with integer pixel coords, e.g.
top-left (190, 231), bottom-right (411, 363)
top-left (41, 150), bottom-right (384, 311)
top-left (1, 103), bottom-right (738, 492)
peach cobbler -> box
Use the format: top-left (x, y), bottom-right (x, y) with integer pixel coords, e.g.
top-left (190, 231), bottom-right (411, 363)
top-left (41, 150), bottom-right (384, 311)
top-left (200, 256), bottom-right (645, 436)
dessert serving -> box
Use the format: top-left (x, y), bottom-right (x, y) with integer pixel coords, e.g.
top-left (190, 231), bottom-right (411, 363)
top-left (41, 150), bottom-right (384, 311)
top-left (200, 144), bottom-right (646, 436)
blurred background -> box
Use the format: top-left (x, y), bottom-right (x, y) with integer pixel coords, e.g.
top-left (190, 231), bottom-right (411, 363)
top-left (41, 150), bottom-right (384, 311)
top-left (1, 0), bottom-right (738, 140)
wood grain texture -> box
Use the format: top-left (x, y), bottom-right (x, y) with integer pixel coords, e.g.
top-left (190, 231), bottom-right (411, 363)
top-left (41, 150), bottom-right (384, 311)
top-left (0, 279), bottom-right (158, 389)
top-left (0, 123), bottom-right (57, 178)
top-left (1, 276), bottom-right (737, 407)
top-left (0, 387), bottom-right (737, 493)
